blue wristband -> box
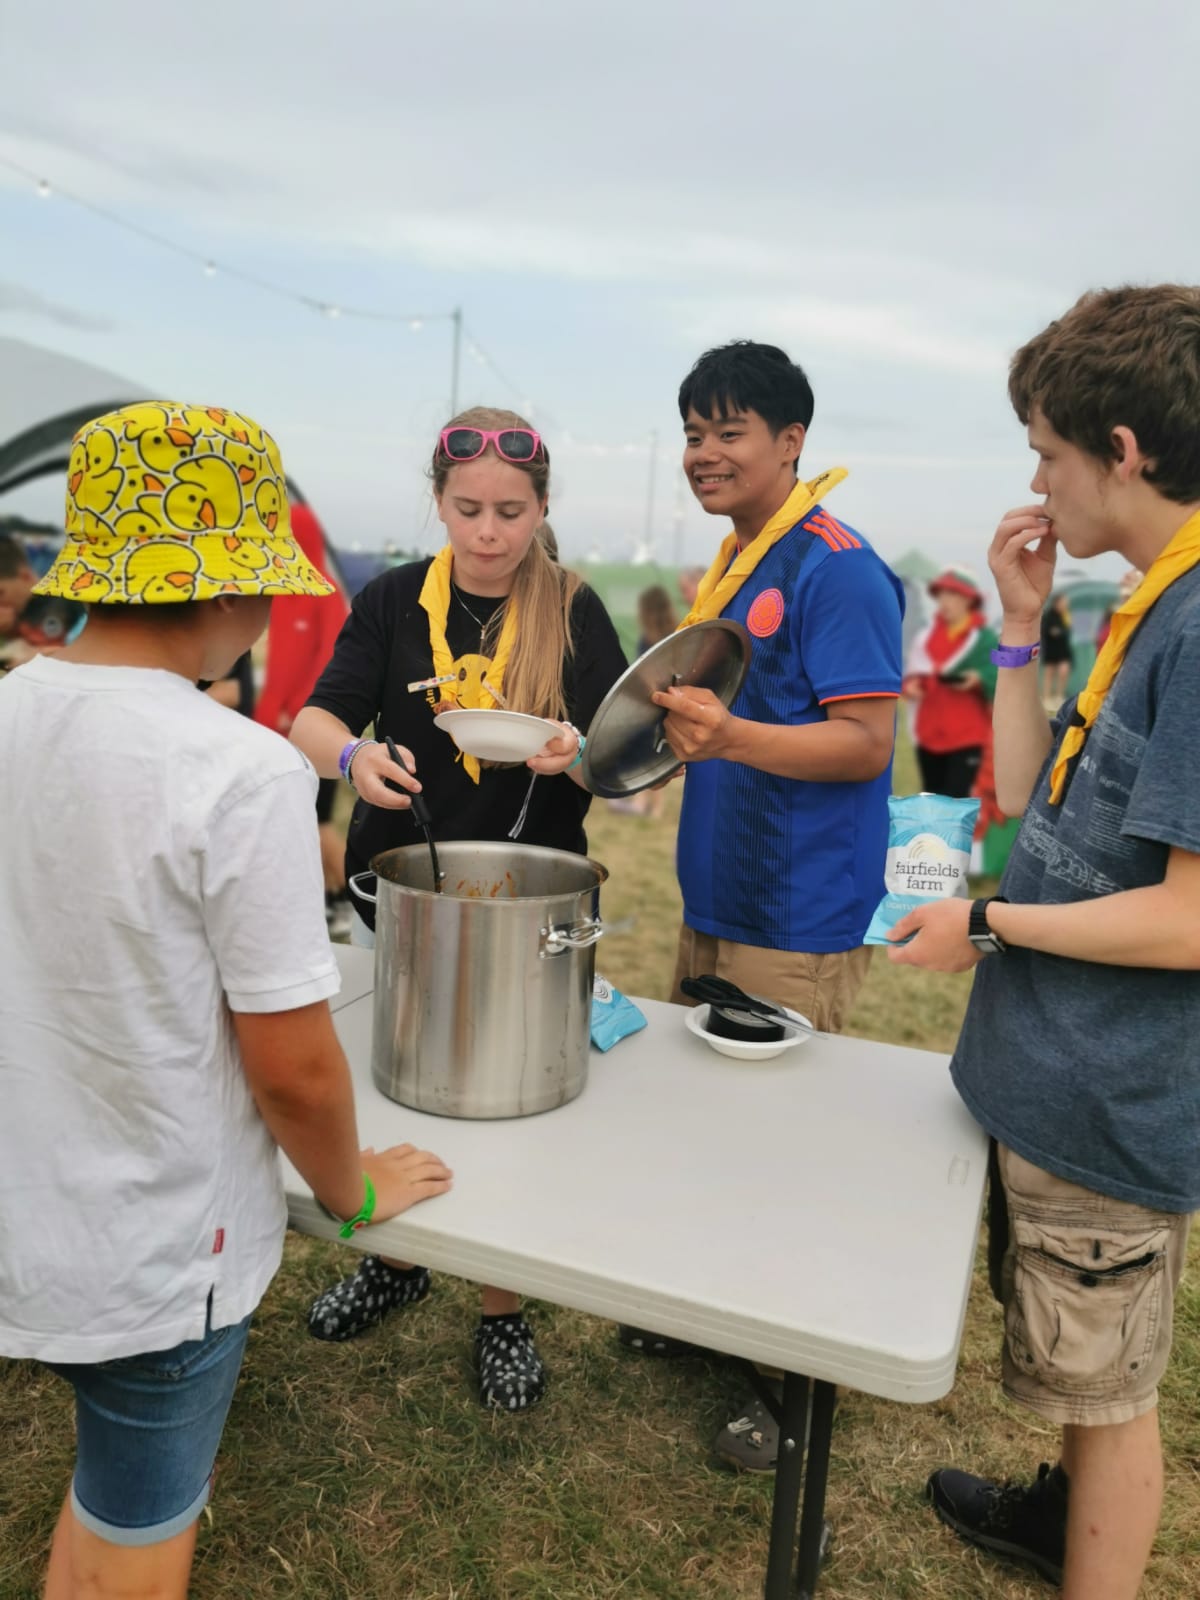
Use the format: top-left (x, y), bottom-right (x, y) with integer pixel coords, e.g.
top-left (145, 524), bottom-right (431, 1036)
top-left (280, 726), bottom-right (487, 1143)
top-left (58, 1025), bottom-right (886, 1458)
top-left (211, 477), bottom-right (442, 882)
top-left (990, 642), bottom-right (1041, 668)
top-left (567, 733), bottom-right (587, 770)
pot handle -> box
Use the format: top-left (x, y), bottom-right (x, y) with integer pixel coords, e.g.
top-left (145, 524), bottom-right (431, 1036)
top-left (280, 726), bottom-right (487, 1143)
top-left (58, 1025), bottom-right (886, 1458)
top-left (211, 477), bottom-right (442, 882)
top-left (348, 871), bottom-right (378, 906)
top-left (540, 915), bottom-right (635, 957)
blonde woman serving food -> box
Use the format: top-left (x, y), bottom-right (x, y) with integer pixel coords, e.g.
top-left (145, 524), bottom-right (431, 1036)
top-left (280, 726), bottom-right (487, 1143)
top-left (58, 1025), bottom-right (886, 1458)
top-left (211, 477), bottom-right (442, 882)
top-left (290, 407), bottom-right (626, 1410)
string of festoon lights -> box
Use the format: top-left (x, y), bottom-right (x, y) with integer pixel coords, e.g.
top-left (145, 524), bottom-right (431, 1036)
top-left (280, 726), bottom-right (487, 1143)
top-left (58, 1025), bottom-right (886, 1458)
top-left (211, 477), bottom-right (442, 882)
top-left (0, 152), bottom-right (674, 465)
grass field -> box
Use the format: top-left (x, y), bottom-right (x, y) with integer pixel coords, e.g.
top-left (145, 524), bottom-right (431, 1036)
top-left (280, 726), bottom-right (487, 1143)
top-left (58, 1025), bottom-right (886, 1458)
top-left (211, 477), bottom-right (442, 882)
top-left (1, 742), bottom-right (1197, 1599)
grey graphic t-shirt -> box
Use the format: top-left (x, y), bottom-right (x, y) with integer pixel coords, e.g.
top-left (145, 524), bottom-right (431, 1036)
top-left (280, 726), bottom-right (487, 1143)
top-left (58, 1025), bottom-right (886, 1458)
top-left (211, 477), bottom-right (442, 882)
top-left (952, 566), bottom-right (1200, 1213)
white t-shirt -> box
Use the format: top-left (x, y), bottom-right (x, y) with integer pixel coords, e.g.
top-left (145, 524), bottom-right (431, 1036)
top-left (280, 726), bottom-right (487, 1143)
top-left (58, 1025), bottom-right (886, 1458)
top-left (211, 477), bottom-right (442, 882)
top-left (0, 655), bottom-right (340, 1362)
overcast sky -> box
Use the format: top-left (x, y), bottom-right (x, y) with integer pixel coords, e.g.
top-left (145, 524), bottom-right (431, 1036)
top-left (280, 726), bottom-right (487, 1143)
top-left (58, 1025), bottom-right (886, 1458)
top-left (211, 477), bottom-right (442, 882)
top-left (1, 0), bottom-right (1195, 584)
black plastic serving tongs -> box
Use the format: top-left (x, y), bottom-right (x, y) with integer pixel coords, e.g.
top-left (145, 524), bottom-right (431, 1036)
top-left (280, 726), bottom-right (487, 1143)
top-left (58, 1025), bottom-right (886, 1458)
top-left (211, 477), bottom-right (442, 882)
top-left (679, 974), bottom-right (814, 1035)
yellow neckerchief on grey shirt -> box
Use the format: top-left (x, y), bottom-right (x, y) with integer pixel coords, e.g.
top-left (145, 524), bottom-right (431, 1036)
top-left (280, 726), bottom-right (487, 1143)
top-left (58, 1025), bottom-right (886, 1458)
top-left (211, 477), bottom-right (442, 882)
top-left (1049, 506), bottom-right (1200, 804)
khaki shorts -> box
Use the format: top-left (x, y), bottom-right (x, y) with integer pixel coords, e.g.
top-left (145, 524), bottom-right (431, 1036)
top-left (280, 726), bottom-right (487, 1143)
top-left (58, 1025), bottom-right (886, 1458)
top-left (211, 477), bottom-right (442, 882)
top-left (994, 1144), bottom-right (1192, 1427)
top-left (670, 924), bottom-right (872, 1035)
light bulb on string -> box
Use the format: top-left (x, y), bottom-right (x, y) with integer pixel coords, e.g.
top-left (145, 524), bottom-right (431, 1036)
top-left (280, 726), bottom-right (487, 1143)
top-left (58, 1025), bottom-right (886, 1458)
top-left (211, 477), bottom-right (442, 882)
top-left (0, 154), bottom-right (571, 444)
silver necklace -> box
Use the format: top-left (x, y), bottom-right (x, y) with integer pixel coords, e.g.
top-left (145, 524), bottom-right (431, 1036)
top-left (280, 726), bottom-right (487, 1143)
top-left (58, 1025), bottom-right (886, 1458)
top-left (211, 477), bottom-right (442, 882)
top-left (450, 579), bottom-right (499, 649)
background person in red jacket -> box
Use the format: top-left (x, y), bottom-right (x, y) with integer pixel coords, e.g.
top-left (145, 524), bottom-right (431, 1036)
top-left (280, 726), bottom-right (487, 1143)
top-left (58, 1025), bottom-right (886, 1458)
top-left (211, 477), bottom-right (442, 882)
top-left (902, 566), bottom-right (999, 798)
top-left (254, 502), bottom-right (351, 930)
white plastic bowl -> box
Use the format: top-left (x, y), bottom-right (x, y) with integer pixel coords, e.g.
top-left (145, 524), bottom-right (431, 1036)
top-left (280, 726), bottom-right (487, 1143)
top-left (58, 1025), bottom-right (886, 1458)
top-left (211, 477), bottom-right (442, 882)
top-left (434, 709), bottom-right (562, 763)
top-left (683, 1002), bottom-right (813, 1061)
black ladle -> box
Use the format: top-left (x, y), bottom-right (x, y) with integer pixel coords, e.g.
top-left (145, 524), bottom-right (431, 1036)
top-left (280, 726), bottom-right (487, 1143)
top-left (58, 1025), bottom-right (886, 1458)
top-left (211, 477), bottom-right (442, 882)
top-left (384, 735), bottom-right (444, 893)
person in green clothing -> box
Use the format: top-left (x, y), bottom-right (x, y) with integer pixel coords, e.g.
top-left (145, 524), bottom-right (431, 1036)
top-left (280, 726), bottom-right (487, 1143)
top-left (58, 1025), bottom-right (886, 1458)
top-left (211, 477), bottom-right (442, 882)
top-left (901, 566), bottom-right (998, 797)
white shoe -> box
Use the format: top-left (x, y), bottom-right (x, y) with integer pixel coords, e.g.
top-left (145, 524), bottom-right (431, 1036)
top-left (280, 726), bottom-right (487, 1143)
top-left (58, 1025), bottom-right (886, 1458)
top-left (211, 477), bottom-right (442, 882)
top-left (327, 895), bottom-right (354, 941)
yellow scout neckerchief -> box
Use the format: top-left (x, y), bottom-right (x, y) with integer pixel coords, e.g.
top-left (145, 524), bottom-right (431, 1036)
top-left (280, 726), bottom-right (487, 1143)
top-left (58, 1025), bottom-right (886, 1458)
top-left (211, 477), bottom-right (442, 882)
top-left (418, 544), bottom-right (520, 783)
top-left (1049, 506), bottom-right (1200, 804)
top-left (677, 468), bottom-right (848, 629)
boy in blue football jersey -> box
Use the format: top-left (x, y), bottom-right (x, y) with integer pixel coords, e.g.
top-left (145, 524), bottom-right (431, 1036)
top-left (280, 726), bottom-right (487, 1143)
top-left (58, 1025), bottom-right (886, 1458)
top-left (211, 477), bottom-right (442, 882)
top-left (629, 341), bottom-right (904, 1470)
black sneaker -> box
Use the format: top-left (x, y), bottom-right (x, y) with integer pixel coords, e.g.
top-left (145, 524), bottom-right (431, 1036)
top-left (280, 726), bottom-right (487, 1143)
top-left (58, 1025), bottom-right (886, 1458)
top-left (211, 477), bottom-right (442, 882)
top-left (926, 1460), bottom-right (1068, 1585)
top-left (617, 1324), bottom-right (709, 1358)
top-left (326, 891), bottom-right (354, 941)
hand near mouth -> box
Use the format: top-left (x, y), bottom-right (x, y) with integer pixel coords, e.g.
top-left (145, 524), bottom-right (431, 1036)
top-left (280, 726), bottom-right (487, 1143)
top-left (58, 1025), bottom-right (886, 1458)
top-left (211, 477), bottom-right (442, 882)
top-left (989, 504), bottom-right (1058, 628)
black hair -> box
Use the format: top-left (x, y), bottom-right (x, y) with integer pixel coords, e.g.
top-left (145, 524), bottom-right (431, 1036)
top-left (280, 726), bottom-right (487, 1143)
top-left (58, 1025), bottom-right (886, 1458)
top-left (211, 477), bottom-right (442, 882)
top-left (678, 341), bottom-right (815, 433)
top-left (0, 533), bottom-right (33, 579)
top-left (84, 600), bottom-right (205, 621)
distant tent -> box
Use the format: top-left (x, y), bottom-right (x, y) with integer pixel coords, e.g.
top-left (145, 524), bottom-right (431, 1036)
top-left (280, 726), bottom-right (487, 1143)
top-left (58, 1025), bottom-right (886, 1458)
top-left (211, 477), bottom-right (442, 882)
top-left (888, 547), bottom-right (940, 657)
top-left (1051, 571), bottom-right (1119, 694)
top-left (581, 561), bottom-right (684, 660)
top-left (0, 337), bottom-right (141, 501)
top-left (334, 546), bottom-right (425, 598)
top-left (891, 548), bottom-right (940, 583)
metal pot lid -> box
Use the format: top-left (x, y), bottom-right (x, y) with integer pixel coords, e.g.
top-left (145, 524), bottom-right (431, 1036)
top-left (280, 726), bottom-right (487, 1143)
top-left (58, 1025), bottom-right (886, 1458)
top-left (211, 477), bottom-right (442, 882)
top-left (580, 619), bottom-right (752, 799)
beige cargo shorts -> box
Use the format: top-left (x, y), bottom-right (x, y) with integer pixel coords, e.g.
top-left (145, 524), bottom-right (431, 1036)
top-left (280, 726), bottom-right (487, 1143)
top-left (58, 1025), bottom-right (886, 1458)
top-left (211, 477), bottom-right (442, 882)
top-left (994, 1144), bottom-right (1192, 1427)
top-left (670, 924), bottom-right (872, 1035)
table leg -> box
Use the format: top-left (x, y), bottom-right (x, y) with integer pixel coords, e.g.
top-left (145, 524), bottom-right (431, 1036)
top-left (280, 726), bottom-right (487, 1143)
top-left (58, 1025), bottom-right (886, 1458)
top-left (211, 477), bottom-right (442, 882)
top-left (762, 1372), bottom-right (810, 1600)
top-left (747, 1362), bottom-right (786, 1425)
top-left (795, 1379), bottom-right (836, 1598)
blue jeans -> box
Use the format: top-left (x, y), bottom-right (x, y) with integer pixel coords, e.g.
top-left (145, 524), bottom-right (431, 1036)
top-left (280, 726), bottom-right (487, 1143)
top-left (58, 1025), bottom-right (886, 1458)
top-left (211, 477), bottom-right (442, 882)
top-left (44, 1303), bottom-right (251, 1546)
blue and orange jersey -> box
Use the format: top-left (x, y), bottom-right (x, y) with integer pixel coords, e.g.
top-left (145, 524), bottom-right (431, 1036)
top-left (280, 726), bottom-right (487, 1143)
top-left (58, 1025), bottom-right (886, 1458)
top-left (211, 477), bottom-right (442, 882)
top-left (677, 503), bottom-right (905, 953)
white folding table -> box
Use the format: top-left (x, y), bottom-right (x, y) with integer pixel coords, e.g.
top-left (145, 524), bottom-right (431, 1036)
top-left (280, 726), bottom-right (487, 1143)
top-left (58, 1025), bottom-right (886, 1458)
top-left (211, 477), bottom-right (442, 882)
top-left (286, 946), bottom-right (987, 1597)
top-left (327, 944), bottom-right (375, 1013)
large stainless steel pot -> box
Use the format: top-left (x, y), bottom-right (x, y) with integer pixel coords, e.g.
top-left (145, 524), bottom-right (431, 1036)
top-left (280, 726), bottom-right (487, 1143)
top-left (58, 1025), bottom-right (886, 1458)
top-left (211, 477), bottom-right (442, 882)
top-left (350, 841), bottom-right (611, 1119)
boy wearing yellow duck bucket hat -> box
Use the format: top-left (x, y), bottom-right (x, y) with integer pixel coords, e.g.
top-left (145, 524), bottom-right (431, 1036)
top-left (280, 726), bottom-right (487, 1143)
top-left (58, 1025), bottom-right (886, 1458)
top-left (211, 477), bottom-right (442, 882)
top-left (0, 403), bottom-right (451, 1596)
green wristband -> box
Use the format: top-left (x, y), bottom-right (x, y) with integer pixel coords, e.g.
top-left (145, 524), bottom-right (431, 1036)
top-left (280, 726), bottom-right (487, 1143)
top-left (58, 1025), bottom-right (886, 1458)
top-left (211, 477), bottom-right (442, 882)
top-left (336, 1172), bottom-right (377, 1239)
top-left (567, 732), bottom-right (587, 771)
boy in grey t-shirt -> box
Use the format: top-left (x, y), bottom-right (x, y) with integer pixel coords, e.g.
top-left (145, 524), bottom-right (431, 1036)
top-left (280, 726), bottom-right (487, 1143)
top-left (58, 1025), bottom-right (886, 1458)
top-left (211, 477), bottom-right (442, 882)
top-left (889, 286), bottom-right (1199, 1600)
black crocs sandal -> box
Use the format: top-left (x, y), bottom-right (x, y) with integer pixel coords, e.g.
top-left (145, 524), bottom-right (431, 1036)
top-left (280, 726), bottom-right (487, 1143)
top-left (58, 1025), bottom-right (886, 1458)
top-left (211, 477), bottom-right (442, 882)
top-left (618, 1324), bottom-right (709, 1358)
top-left (715, 1384), bottom-right (838, 1473)
top-left (714, 1388), bottom-right (783, 1472)
top-left (474, 1314), bottom-right (547, 1411)
top-left (307, 1256), bottom-right (431, 1342)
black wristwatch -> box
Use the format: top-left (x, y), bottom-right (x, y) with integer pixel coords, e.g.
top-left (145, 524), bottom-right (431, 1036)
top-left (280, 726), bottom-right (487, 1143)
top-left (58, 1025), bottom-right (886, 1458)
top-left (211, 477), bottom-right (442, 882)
top-left (968, 896), bottom-right (1009, 956)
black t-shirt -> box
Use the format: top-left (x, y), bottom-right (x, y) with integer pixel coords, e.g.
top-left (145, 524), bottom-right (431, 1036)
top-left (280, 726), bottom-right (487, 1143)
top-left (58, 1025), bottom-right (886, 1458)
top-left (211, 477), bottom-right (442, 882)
top-left (307, 559), bottom-right (627, 920)
top-left (225, 651), bottom-right (256, 717)
top-left (1041, 608), bottom-right (1073, 661)
top-left (197, 651), bottom-right (255, 716)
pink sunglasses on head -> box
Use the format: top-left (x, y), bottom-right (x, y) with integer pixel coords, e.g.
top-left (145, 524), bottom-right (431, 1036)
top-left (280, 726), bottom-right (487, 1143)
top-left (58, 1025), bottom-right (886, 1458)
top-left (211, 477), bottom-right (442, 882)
top-left (439, 426), bottom-right (545, 464)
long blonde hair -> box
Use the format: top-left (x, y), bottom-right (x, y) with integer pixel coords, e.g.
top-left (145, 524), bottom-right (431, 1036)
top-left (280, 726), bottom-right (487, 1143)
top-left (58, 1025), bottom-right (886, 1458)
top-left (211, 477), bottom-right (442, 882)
top-left (431, 406), bottom-right (582, 720)
top-left (637, 584), bottom-right (678, 646)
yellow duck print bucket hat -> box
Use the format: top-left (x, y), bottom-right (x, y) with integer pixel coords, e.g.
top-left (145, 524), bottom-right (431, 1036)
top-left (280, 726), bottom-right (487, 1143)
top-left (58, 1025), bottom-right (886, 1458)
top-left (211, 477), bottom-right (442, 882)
top-left (32, 402), bottom-right (335, 604)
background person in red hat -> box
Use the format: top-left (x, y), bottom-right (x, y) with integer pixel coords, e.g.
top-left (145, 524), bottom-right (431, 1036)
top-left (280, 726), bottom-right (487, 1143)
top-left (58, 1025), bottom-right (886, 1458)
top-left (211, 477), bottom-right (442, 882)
top-left (902, 566), bottom-right (998, 797)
